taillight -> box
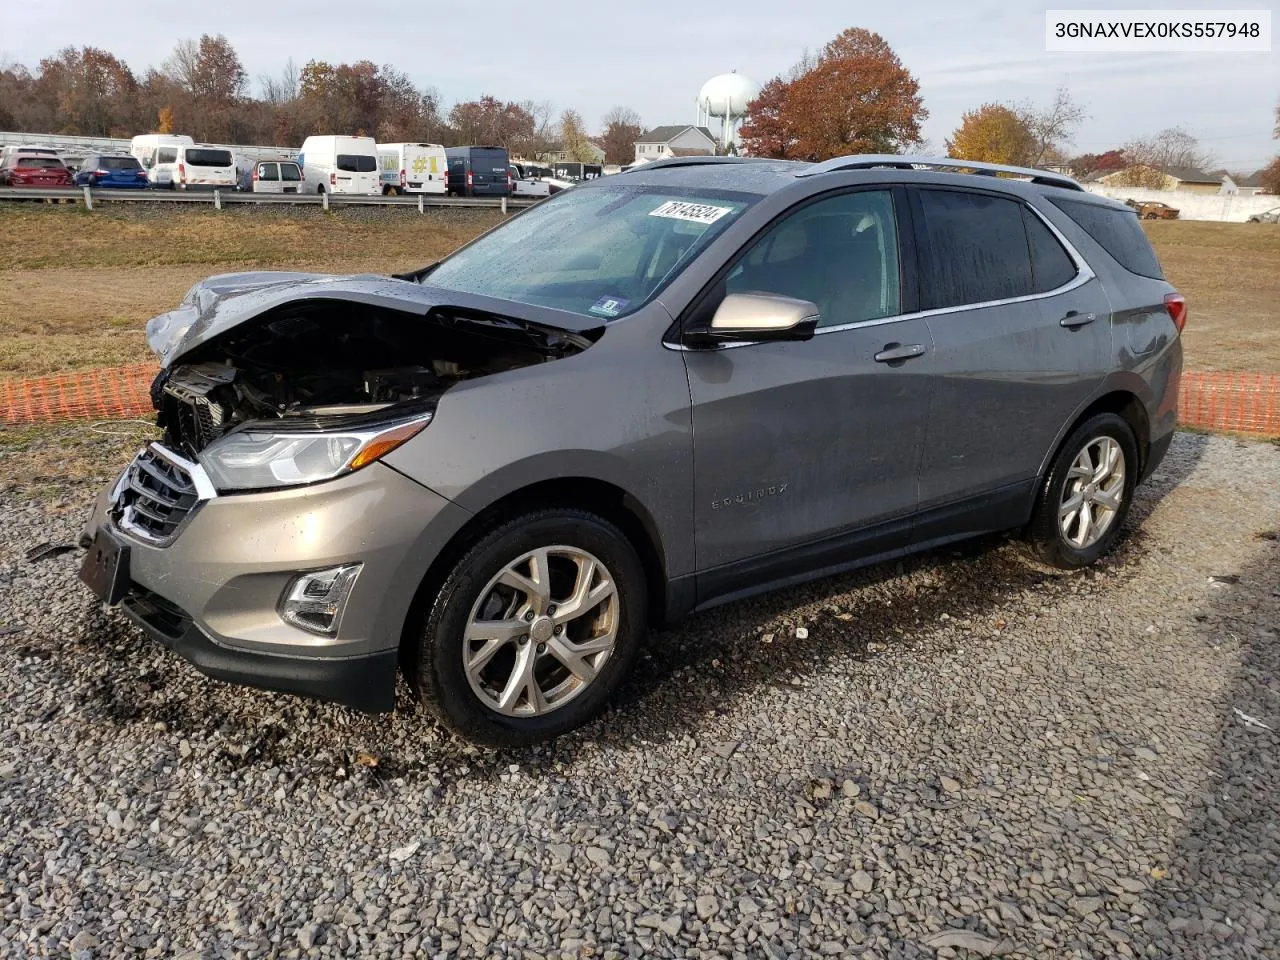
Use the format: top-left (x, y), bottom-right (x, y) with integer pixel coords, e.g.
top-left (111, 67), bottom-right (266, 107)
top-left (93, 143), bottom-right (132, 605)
top-left (1164, 293), bottom-right (1187, 333)
top-left (507, 171), bottom-right (514, 190)
top-left (466, 171), bottom-right (473, 187)
top-left (330, 172), bottom-right (336, 186)
top-left (178, 162), bottom-right (186, 183)
top-left (400, 168), bottom-right (406, 187)
top-left (251, 168), bottom-right (259, 181)
top-left (93, 169), bottom-right (109, 177)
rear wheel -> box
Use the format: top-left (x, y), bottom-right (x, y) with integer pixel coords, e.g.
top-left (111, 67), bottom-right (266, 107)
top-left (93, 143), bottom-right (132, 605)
top-left (412, 509), bottom-right (647, 746)
top-left (1026, 413), bottom-right (1138, 569)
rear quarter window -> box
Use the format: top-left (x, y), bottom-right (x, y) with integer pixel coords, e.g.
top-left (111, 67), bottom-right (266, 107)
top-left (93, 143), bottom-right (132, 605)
top-left (1048, 197), bottom-right (1164, 280)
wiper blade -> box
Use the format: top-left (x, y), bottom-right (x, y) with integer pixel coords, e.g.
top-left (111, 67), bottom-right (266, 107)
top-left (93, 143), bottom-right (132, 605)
top-left (391, 262), bottom-right (439, 282)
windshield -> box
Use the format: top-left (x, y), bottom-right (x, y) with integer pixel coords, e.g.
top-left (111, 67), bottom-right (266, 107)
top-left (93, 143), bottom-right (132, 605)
top-left (187, 149), bottom-right (232, 167)
top-left (337, 154), bottom-right (377, 173)
top-left (426, 185), bottom-right (757, 319)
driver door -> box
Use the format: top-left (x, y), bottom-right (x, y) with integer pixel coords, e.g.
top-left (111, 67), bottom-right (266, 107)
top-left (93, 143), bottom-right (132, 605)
top-left (680, 188), bottom-right (934, 592)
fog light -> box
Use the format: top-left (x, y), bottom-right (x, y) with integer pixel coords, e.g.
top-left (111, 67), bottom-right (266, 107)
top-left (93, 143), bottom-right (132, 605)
top-left (279, 564), bottom-right (362, 637)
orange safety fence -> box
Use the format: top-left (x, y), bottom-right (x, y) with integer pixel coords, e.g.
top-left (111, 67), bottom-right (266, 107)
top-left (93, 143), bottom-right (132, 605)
top-left (2, 363), bottom-right (156, 425)
top-left (2, 364), bottom-right (1280, 438)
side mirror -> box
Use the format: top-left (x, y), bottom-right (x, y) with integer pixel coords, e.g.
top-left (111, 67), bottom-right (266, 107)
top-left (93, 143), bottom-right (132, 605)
top-left (703, 292), bottom-right (820, 343)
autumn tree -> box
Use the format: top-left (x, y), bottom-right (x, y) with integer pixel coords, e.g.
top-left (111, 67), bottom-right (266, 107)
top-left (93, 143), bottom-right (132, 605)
top-left (34, 47), bottom-right (139, 136)
top-left (740, 28), bottom-right (925, 160)
top-left (156, 105), bottom-right (176, 134)
top-left (559, 109), bottom-right (596, 162)
top-left (947, 104), bottom-right (1035, 165)
top-left (163, 35), bottom-right (246, 139)
top-left (448, 96), bottom-right (535, 150)
top-left (1070, 149), bottom-right (1126, 178)
top-left (599, 106), bottom-right (642, 164)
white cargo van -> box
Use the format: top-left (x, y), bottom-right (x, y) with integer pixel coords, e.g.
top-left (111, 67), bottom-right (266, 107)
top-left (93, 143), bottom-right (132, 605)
top-left (377, 143), bottom-right (448, 195)
top-left (298, 135), bottom-right (380, 195)
top-left (130, 135), bottom-right (236, 190)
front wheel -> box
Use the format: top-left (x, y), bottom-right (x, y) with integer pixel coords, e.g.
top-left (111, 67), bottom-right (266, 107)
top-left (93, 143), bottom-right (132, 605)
top-left (412, 509), bottom-right (647, 746)
top-left (1026, 413), bottom-right (1138, 569)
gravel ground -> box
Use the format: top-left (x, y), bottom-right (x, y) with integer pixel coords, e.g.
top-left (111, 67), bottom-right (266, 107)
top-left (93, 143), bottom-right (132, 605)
top-left (1, 431), bottom-right (1278, 960)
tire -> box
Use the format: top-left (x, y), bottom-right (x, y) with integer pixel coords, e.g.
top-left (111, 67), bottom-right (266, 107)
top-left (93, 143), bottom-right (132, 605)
top-left (412, 508), bottom-right (647, 746)
top-left (1026, 413), bottom-right (1139, 570)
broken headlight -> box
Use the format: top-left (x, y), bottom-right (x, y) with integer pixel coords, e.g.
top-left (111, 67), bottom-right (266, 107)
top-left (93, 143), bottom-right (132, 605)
top-left (197, 415), bottom-right (431, 492)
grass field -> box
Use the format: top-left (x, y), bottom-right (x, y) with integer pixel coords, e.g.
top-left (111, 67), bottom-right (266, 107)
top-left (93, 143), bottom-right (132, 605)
top-left (0, 204), bottom-right (1277, 380)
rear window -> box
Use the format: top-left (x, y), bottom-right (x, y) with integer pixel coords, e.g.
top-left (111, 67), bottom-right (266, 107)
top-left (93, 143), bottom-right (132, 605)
top-left (186, 149), bottom-right (233, 167)
top-left (100, 157), bottom-right (141, 171)
top-left (337, 154), bottom-right (377, 173)
top-left (916, 189), bottom-right (1033, 309)
top-left (280, 163), bottom-right (301, 181)
top-left (1049, 197), bottom-right (1164, 280)
top-left (15, 156), bottom-right (65, 169)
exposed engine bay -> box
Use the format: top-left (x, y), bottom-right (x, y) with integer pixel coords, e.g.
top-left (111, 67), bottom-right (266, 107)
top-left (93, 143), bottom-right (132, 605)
top-left (151, 299), bottom-right (595, 458)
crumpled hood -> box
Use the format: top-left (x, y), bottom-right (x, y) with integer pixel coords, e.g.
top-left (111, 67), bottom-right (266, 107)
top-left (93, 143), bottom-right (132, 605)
top-left (146, 271), bottom-right (428, 366)
top-left (145, 270), bottom-right (606, 367)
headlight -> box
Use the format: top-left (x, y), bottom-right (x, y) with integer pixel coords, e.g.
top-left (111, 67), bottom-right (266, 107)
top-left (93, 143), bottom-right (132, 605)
top-left (198, 415), bottom-right (431, 492)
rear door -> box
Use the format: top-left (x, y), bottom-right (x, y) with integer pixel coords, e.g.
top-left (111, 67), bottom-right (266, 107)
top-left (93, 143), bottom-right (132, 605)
top-left (470, 148), bottom-right (509, 195)
top-left (683, 187), bottom-right (934, 584)
top-left (909, 186), bottom-right (1111, 520)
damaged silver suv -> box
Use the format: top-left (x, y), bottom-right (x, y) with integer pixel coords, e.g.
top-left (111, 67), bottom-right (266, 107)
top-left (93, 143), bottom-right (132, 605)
top-left (81, 156), bottom-right (1184, 745)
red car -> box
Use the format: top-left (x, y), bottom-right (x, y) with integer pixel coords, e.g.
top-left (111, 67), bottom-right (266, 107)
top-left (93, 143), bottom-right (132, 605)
top-left (0, 153), bottom-right (73, 187)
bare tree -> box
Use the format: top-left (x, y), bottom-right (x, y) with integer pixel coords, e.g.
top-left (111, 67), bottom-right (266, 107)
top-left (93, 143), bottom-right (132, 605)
top-left (1017, 88), bottom-right (1086, 166)
top-left (1119, 127), bottom-right (1216, 186)
top-left (259, 58), bottom-right (298, 105)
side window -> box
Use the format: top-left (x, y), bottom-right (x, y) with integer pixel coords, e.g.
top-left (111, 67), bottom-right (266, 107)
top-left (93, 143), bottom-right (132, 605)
top-left (916, 189), bottom-right (1032, 310)
top-left (1048, 197), bottom-right (1164, 279)
top-left (157, 148), bottom-right (177, 164)
top-left (1022, 206), bottom-right (1078, 292)
top-left (724, 190), bottom-right (901, 329)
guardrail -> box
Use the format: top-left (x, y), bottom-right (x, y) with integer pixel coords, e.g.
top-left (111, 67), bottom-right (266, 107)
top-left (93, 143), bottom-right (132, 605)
top-left (0, 186), bottom-right (534, 212)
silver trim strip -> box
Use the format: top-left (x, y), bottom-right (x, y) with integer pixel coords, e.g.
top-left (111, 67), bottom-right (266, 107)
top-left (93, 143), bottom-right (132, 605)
top-left (796, 154), bottom-right (1083, 192)
top-left (666, 200), bottom-right (1095, 351)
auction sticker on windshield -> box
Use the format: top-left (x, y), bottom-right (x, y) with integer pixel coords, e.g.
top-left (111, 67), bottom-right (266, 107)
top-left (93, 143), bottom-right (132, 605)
top-left (649, 200), bottom-right (733, 224)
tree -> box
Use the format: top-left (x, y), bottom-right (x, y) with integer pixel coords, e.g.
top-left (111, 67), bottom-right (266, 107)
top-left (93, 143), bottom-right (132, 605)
top-left (1021, 88), bottom-right (1085, 166)
top-left (599, 106), bottom-right (642, 164)
top-left (740, 28), bottom-right (925, 160)
top-left (1117, 127), bottom-right (1215, 187)
top-left (448, 96), bottom-right (535, 150)
top-left (1070, 149), bottom-right (1126, 178)
top-left (34, 47), bottom-right (139, 136)
top-left (946, 104), bottom-right (1035, 165)
top-left (559, 109), bottom-right (595, 162)
top-left (157, 105), bottom-right (175, 134)
top-left (163, 35), bottom-right (246, 139)
top-left (1260, 157), bottom-right (1280, 195)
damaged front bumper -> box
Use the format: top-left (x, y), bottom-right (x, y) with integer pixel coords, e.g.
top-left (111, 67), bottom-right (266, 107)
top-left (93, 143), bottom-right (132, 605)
top-left (80, 443), bottom-right (468, 712)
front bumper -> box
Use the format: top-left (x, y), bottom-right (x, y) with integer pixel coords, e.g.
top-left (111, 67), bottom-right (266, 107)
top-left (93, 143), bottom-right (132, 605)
top-left (81, 447), bottom-right (472, 712)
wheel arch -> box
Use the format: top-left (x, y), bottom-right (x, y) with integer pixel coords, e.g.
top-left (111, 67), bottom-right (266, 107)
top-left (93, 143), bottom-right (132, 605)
top-left (1037, 384), bottom-right (1152, 487)
top-left (397, 476), bottom-right (671, 672)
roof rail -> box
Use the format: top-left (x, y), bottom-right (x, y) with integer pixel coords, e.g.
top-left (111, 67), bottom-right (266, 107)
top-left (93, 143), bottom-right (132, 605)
top-left (625, 156), bottom-right (768, 173)
top-left (797, 154), bottom-right (1083, 192)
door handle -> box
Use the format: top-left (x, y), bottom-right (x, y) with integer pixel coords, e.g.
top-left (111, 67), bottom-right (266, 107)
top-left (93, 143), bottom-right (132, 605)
top-left (1060, 310), bottom-right (1097, 328)
top-left (874, 342), bottom-right (926, 363)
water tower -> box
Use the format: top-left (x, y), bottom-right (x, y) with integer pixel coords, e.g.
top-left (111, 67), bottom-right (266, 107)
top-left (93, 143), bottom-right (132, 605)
top-left (697, 71), bottom-right (758, 154)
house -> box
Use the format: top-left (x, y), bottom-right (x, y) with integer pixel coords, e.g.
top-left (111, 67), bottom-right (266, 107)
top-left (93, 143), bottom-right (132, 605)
top-left (1221, 171), bottom-right (1268, 196)
top-left (548, 140), bottom-right (606, 165)
top-left (1096, 165), bottom-right (1222, 193)
top-left (633, 125), bottom-right (718, 163)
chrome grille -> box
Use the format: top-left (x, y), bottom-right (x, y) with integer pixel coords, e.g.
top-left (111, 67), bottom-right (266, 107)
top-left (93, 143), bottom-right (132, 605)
top-left (113, 446), bottom-right (202, 543)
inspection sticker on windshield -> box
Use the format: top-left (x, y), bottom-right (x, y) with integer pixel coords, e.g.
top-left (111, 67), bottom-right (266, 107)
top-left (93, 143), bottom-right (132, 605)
top-left (648, 200), bottom-right (733, 224)
top-left (589, 296), bottom-right (629, 317)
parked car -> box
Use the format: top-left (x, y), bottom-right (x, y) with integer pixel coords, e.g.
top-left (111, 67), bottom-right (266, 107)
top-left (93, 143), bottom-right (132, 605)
top-left (80, 155), bottom-right (1183, 746)
top-left (1247, 206), bottom-right (1280, 224)
top-left (0, 145), bottom-right (60, 166)
top-left (1125, 199), bottom-right (1179, 220)
top-left (378, 142), bottom-right (448, 195)
top-left (298, 135), bottom-right (380, 195)
top-left (245, 160), bottom-right (303, 194)
top-left (445, 146), bottom-right (511, 197)
top-left (73, 154), bottom-right (150, 189)
top-left (0, 152), bottom-right (73, 187)
top-left (130, 135), bottom-right (236, 191)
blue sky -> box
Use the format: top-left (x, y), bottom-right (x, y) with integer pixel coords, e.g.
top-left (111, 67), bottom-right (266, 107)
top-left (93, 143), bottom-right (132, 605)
top-left (5, 0), bottom-right (1277, 169)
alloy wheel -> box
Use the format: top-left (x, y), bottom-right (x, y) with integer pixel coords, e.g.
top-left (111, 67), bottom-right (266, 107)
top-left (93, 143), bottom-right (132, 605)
top-left (1058, 436), bottom-right (1126, 549)
top-left (462, 546), bottom-right (619, 717)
